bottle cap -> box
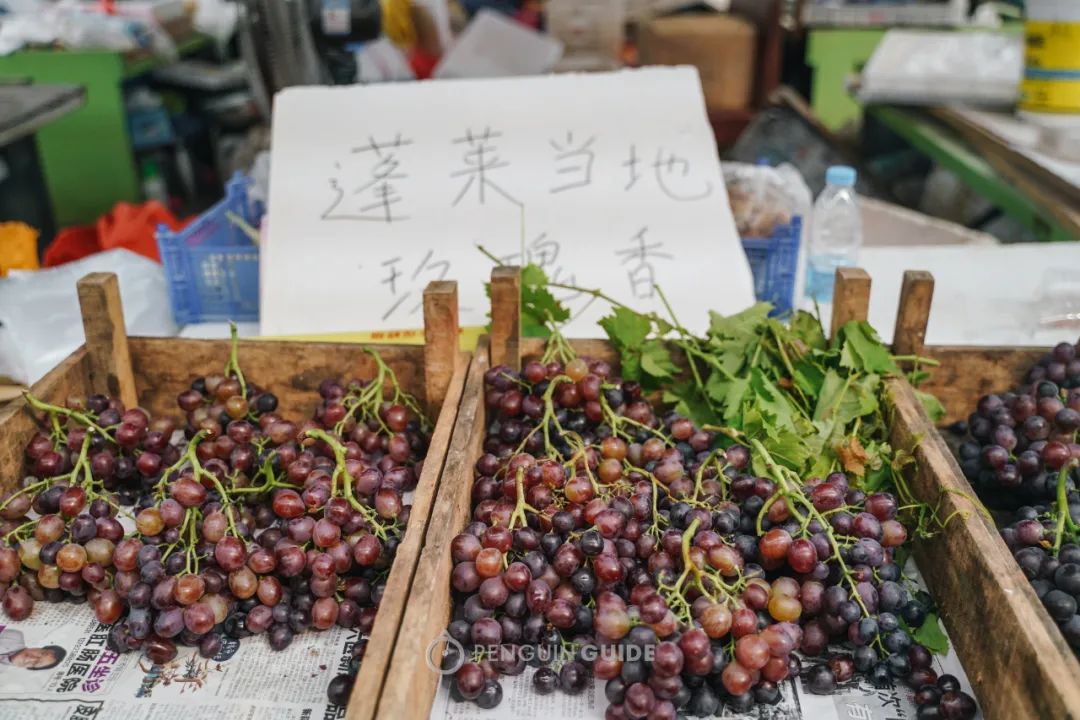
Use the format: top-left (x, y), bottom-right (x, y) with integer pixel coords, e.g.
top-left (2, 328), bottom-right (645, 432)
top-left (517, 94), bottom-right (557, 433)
top-left (826, 166), bottom-right (857, 188)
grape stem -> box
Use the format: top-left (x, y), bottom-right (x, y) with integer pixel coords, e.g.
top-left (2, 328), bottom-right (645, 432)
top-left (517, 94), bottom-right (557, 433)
top-left (0, 478), bottom-right (53, 515)
top-left (751, 439), bottom-right (871, 619)
top-left (223, 322), bottom-right (248, 399)
top-left (507, 467), bottom-right (538, 532)
top-left (3, 519), bottom-right (36, 544)
top-left (156, 431), bottom-right (240, 538)
top-left (24, 393), bottom-right (114, 441)
top-left (304, 429), bottom-right (390, 541)
top-left (1052, 461), bottom-right (1080, 556)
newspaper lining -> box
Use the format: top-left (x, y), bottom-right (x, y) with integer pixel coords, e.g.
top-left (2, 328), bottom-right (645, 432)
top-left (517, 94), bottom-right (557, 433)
top-left (0, 600), bottom-right (357, 720)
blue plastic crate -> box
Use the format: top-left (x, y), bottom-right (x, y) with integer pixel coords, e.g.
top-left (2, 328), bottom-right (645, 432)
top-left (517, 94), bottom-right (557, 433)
top-left (157, 173), bottom-right (262, 325)
top-left (741, 217), bottom-right (801, 315)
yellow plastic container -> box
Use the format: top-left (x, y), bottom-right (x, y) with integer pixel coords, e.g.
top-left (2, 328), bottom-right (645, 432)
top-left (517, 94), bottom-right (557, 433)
top-left (1022, 0), bottom-right (1080, 113)
top-left (0, 222), bottom-right (39, 276)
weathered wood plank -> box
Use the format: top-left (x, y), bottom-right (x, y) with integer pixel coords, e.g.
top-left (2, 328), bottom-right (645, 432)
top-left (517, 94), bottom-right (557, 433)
top-left (0, 349), bottom-right (90, 495)
top-left (77, 273), bottom-right (137, 409)
top-left (489, 267), bottom-right (520, 369)
top-left (377, 338), bottom-right (489, 720)
top-left (347, 352), bottom-right (470, 720)
top-left (917, 346), bottom-right (1046, 424)
top-left (423, 281), bottom-right (460, 416)
top-left (831, 267), bottom-right (871, 339)
top-left (893, 270), bottom-right (934, 359)
top-left (127, 338), bottom-right (428, 420)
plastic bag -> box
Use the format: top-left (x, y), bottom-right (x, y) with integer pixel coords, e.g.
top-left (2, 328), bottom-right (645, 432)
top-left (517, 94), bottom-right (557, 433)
top-left (44, 200), bottom-right (186, 266)
top-left (0, 249), bottom-right (176, 385)
top-left (723, 162), bottom-right (812, 238)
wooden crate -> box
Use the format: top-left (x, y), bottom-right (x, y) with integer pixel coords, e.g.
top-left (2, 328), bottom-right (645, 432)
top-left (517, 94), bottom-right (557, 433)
top-left (0, 272), bottom-right (471, 720)
top-left (379, 266), bottom-right (1080, 720)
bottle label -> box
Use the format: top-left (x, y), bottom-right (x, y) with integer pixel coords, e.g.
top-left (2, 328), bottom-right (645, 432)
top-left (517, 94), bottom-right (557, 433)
top-left (322, 0), bottom-right (351, 36)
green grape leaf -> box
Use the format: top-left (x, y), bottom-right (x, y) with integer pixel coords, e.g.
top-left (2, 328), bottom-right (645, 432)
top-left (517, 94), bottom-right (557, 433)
top-left (640, 341), bottom-right (678, 379)
top-left (912, 613), bottom-right (950, 656)
top-left (789, 310), bottom-right (828, 350)
top-left (599, 307), bottom-right (652, 349)
top-left (915, 389), bottom-right (946, 423)
top-left (836, 322), bottom-right (899, 375)
top-left (708, 303), bottom-right (772, 341)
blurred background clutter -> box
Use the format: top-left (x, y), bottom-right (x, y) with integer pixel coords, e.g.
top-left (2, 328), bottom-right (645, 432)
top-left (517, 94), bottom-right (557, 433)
top-left (1, 0), bottom-right (1078, 387)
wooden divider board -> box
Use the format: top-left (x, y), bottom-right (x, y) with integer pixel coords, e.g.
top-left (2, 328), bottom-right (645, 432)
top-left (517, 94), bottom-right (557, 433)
top-left (377, 337), bottom-right (490, 720)
top-left (380, 266), bottom-right (1080, 720)
top-left (347, 351), bottom-right (470, 720)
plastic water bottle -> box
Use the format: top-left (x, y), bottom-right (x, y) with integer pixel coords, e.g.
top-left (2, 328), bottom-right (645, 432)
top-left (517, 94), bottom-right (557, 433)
top-left (804, 166), bottom-right (862, 308)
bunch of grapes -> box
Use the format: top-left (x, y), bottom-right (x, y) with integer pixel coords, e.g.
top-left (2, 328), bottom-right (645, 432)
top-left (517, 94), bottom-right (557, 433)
top-left (951, 340), bottom-right (1080, 659)
top-left (443, 356), bottom-right (977, 719)
top-left (0, 344), bottom-right (431, 711)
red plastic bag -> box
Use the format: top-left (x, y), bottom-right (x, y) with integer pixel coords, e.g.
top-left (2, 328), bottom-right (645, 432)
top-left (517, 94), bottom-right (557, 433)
top-left (44, 201), bottom-right (186, 267)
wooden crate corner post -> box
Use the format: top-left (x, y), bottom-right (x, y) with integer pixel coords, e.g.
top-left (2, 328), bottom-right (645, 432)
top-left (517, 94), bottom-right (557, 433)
top-left (829, 267), bottom-right (871, 342)
top-left (76, 272), bottom-right (137, 409)
top-left (893, 270), bottom-right (935, 358)
top-left (489, 266), bottom-right (521, 370)
top-left (423, 280), bottom-right (460, 414)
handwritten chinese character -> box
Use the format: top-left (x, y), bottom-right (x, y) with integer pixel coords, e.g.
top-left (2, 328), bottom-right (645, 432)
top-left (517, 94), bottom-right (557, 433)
top-left (379, 251), bottom-right (451, 321)
top-left (653, 148), bottom-right (713, 201)
top-left (623, 144), bottom-right (643, 191)
top-left (615, 227), bottom-right (672, 300)
top-left (499, 233), bottom-right (561, 269)
top-left (323, 134), bottom-right (414, 222)
top-left (549, 132), bottom-right (595, 194)
top-left (450, 128), bottom-right (520, 207)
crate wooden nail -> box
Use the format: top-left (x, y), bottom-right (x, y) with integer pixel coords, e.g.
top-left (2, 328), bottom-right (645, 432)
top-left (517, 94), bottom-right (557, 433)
top-left (0, 272), bottom-right (470, 720)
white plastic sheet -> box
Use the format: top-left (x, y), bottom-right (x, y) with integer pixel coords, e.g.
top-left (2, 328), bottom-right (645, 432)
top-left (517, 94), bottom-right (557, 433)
top-left (0, 250), bottom-right (176, 385)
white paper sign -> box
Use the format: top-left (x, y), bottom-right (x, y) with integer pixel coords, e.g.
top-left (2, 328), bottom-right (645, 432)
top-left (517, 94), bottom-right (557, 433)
top-left (262, 67), bottom-right (755, 336)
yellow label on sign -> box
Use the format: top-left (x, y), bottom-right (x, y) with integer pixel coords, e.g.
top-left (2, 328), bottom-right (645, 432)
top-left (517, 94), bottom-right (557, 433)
top-left (257, 326), bottom-right (486, 351)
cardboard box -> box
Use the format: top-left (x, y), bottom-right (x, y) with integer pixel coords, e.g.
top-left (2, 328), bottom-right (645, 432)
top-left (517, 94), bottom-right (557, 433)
top-left (638, 14), bottom-right (756, 112)
top-left (547, 0), bottom-right (625, 72)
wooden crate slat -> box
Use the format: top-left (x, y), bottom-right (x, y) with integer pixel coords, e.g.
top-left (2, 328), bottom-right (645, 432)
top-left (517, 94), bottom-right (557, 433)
top-left (377, 338), bottom-right (490, 720)
top-left (917, 346), bottom-right (1045, 424)
top-left (893, 270), bottom-right (934, 359)
top-left (831, 267), bottom-right (871, 336)
top-left (127, 337), bottom-right (428, 420)
top-left (489, 267), bottom-right (521, 370)
top-left (346, 352), bottom-right (470, 720)
top-left (0, 348), bottom-right (90, 494)
top-left (77, 272), bottom-right (138, 409)
top-left (422, 281), bottom-right (461, 416)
